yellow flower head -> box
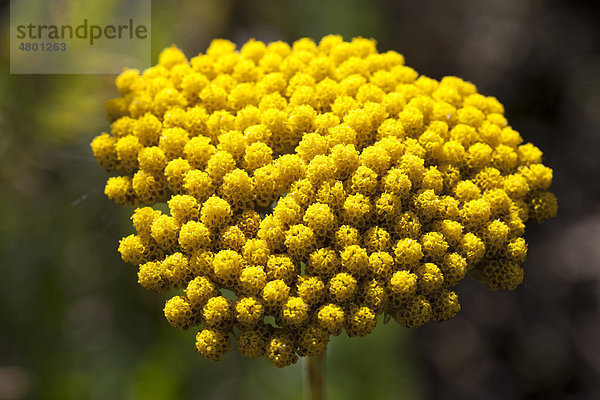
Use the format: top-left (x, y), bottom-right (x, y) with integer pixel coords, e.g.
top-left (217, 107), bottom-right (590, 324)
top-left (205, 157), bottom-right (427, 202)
top-left (93, 36), bottom-right (557, 367)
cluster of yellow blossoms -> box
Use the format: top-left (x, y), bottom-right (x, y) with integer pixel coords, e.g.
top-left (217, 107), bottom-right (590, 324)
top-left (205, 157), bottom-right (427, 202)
top-left (92, 36), bottom-right (557, 367)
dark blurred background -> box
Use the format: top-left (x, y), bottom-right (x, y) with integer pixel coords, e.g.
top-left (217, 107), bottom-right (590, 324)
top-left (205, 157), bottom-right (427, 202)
top-left (1, 0), bottom-right (599, 399)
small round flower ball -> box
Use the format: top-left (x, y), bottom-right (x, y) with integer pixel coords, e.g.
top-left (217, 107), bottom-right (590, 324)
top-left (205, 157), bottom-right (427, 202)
top-left (296, 133), bottom-right (329, 163)
top-left (178, 221), bottom-right (211, 253)
top-left (394, 295), bottom-right (432, 328)
top-left (183, 170), bottom-right (214, 202)
top-left (350, 165), bottom-right (378, 197)
top-left (138, 146), bottom-right (167, 174)
top-left (297, 323), bottom-right (330, 357)
top-left (346, 305), bottom-right (377, 337)
top-left (238, 265), bottom-right (267, 296)
top-left (392, 211), bottom-right (422, 240)
top-left (420, 232), bottom-right (449, 262)
top-left (388, 270), bottom-right (418, 306)
top-left (266, 255), bottom-right (298, 285)
top-left (330, 144), bottom-right (360, 180)
top-left (441, 252), bottom-right (468, 287)
top-left (367, 252), bottom-right (394, 280)
top-left (133, 113), bottom-right (162, 146)
top-left (317, 303), bottom-right (345, 336)
top-left (242, 239), bottom-right (270, 266)
top-left (161, 252), bottom-right (191, 288)
top-left (219, 169), bottom-right (255, 211)
top-left (342, 193), bottom-right (372, 229)
top-left (266, 332), bottom-right (298, 368)
top-left (235, 296), bottom-right (265, 328)
top-left (91, 133), bottom-right (120, 170)
top-left (212, 250), bottom-right (244, 287)
top-left (261, 279), bottom-right (291, 309)
top-left (206, 151), bottom-right (236, 185)
top-left (306, 155), bottom-right (336, 186)
top-left (284, 224), bottom-right (317, 261)
top-left (334, 225), bottom-right (361, 250)
top-left (118, 234), bottom-right (145, 266)
top-left (202, 296), bottom-right (234, 329)
top-left (316, 180), bottom-right (346, 214)
top-left (414, 262), bottom-right (445, 294)
top-left (393, 238), bottom-right (423, 267)
top-left (104, 176), bottom-right (136, 206)
top-left (238, 327), bottom-right (269, 359)
top-left (460, 232), bottom-right (486, 264)
top-left (296, 276), bottom-right (326, 306)
top-left (196, 328), bottom-right (231, 361)
top-left (164, 295), bottom-right (195, 329)
top-left (358, 274), bottom-right (385, 307)
top-left (328, 272), bottom-right (358, 304)
top-left (168, 194), bottom-right (199, 225)
top-left (364, 226), bottom-right (392, 253)
top-left (506, 237), bottom-right (528, 263)
top-left (243, 142), bottom-right (273, 171)
top-left (257, 215), bottom-right (286, 252)
top-left (185, 276), bottom-right (218, 309)
top-left (430, 289), bottom-right (461, 322)
top-left (273, 196), bottom-right (303, 227)
top-left (307, 248), bottom-right (340, 278)
top-left (529, 191), bottom-right (558, 223)
top-left (159, 127), bottom-right (189, 160)
top-left (219, 225), bottom-right (247, 252)
top-left (288, 178), bottom-right (316, 209)
top-left (116, 135), bottom-right (142, 173)
top-left (150, 214), bottom-right (179, 251)
top-left (340, 245), bottom-right (370, 278)
top-left (280, 296), bottom-right (310, 328)
top-left (201, 196), bottom-right (232, 229)
top-left (303, 203), bottom-right (336, 239)
top-left (132, 170), bottom-right (168, 205)
top-left (137, 261), bottom-right (170, 291)
top-left (184, 136), bottom-right (216, 169)
top-left (164, 158), bottom-right (191, 193)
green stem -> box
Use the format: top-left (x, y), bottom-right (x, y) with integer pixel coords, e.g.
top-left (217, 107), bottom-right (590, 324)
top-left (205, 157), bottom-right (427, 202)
top-left (306, 352), bottom-right (325, 400)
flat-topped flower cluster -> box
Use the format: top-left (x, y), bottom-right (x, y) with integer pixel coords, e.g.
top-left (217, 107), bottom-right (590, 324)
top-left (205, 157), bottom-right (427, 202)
top-left (91, 35), bottom-right (557, 367)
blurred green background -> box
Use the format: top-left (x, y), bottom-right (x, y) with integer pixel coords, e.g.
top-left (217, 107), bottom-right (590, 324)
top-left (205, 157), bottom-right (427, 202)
top-left (1, 0), bottom-right (599, 399)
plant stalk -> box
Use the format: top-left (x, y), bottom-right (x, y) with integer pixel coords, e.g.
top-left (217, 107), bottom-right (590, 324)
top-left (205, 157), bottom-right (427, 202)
top-left (305, 352), bottom-right (325, 400)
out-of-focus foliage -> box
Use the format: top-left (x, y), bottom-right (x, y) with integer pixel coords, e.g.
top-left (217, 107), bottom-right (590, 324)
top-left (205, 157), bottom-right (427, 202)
top-left (0, 0), bottom-right (598, 399)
